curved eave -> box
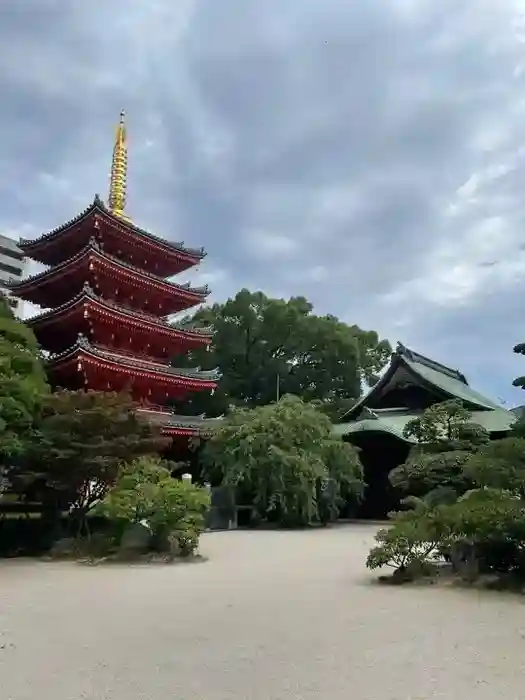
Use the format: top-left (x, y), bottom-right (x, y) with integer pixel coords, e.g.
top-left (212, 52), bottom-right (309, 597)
top-left (137, 408), bottom-right (223, 437)
top-left (28, 291), bottom-right (213, 344)
top-left (8, 244), bottom-right (209, 303)
top-left (48, 344), bottom-right (220, 387)
top-left (334, 407), bottom-right (515, 442)
top-left (161, 425), bottom-right (216, 438)
top-left (19, 195), bottom-right (206, 263)
top-left (161, 426), bottom-right (200, 437)
top-left (333, 419), bottom-right (414, 443)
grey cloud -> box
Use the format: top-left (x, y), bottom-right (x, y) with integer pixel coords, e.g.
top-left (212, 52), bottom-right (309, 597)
top-left (1, 0), bottom-right (525, 403)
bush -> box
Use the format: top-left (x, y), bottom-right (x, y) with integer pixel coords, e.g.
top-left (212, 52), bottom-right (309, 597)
top-left (367, 489), bottom-right (525, 584)
top-left (463, 438), bottom-right (525, 498)
top-left (96, 456), bottom-right (211, 559)
top-left (366, 507), bottom-right (453, 573)
top-left (390, 450), bottom-right (473, 501)
top-left (390, 400), bottom-right (490, 509)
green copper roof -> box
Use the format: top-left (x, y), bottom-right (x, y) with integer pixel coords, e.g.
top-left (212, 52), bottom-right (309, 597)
top-left (333, 407), bottom-right (515, 442)
top-left (335, 342), bottom-right (515, 442)
top-left (402, 351), bottom-right (500, 410)
top-left (342, 342), bottom-right (502, 422)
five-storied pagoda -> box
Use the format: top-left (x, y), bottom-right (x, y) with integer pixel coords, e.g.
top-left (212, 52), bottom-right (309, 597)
top-left (8, 112), bottom-right (221, 442)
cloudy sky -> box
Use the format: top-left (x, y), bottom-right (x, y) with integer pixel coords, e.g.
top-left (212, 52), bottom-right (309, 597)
top-left (2, 0), bottom-right (525, 405)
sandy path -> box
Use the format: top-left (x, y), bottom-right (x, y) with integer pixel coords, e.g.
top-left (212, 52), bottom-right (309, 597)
top-left (1, 524), bottom-right (525, 699)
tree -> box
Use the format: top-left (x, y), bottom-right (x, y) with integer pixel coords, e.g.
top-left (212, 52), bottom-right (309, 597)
top-left (97, 455), bottom-right (210, 557)
top-left (366, 484), bottom-right (525, 582)
top-left (170, 289), bottom-right (391, 421)
top-left (390, 400), bottom-right (489, 504)
top-left (463, 437), bottom-right (525, 499)
top-left (403, 400), bottom-right (488, 449)
top-left (390, 450), bottom-right (474, 501)
top-left (0, 294), bottom-right (49, 460)
top-left (10, 390), bottom-right (169, 531)
top-left (201, 395), bottom-right (364, 527)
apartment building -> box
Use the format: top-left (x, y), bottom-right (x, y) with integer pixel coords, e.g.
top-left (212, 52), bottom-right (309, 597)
top-left (0, 234), bottom-right (26, 316)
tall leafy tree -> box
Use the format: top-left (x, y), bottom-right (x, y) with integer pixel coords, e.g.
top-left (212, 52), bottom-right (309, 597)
top-left (0, 295), bottom-right (49, 461)
top-left (201, 395), bottom-right (364, 527)
top-left (171, 289), bottom-right (391, 420)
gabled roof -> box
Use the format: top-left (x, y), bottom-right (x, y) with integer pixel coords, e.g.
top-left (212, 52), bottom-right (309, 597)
top-left (342, 342), bottom-right (502, 422)
top-left (19, 194), bottom-right (206, 261)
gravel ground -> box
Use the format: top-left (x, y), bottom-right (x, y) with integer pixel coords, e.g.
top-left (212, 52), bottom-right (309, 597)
top-left (1, 524), bottom-right (525, 699)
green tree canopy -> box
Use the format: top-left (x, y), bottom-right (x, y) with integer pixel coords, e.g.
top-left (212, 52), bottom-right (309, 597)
top-left (0, 295), bottom-right (49, 460)
top-left (171, 289), bottom-right (391, 421)
top-left (390, 400), bottom-right (489, 504)
top-left (463, 437), bottom-right (525, 499)
top-left (10, 390), bottom-right (169, 525)
top-left (403, 399), bottom-right (489, 450)
top-left (201, 394), bottom-right (364, 527)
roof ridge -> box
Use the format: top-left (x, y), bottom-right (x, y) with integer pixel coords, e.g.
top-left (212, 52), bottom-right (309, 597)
top-left (20, 195), bottom-right (206, 260)
top-left (396, 342), bottom-right (467, 384)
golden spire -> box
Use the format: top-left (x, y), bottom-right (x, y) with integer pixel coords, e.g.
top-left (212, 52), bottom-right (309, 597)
top-left (108, 110), bottom-right (130, 221)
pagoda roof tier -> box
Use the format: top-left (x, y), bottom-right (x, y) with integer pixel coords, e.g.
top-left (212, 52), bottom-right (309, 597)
top-left (48, 335), bottom-right (220, 403)
top-left (28, 283), bottom-right (213, 357)
top-left (8, 241), bottom-right (209, 315)
top-left (137, 407), bottom-right (223, 437)
top-left (19, 195), bottom-right (205, 277)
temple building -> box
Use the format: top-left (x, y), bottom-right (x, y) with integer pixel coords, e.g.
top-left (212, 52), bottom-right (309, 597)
top-left (334, 343), bottom-right (516, 518)
top-left (7, 112), bottom-right (222, 442)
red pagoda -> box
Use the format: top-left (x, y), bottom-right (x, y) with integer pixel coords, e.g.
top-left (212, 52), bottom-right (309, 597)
top-left (8, 112), bottom-right (221, 441)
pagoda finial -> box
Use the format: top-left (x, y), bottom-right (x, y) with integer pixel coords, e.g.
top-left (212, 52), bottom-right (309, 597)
top-left (108, 110), bottom-right (130, 222)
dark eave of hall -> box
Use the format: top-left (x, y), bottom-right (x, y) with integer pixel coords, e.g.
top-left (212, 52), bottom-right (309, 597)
top-left (18, 194), bottom-right (206, 261)
top-left (6, 240), bottom-right (210, 299)
top-left (27, 282), bottom-right (214, 339)
top-left (137, 407), bottom-right (223, 432)
top-left (48, 334), bottom-right (221, 383)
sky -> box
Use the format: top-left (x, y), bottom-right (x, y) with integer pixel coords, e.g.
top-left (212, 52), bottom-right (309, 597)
top-left (2, 0), bottom-right (525, 406)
